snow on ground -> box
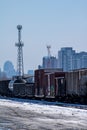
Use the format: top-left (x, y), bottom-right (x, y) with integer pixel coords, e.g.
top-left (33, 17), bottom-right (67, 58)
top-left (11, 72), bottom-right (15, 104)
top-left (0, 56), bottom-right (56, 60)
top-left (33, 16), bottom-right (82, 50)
top-left (0, 97), bottom-right (87, 130)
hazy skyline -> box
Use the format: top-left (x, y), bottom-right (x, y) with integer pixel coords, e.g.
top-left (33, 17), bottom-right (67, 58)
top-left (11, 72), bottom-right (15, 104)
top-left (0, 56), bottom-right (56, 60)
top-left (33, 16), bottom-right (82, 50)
top-left (0, 0), bottom-right (87, 73)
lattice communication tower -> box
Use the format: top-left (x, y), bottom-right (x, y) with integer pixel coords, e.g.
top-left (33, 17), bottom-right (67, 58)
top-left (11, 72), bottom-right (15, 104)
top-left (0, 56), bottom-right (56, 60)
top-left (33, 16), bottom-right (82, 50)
top-left (15, 25), bottom-right (24, 77)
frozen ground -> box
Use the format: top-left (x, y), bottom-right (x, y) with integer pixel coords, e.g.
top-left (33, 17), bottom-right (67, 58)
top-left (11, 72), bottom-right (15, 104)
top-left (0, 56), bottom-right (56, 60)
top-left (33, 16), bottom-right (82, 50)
top-left (0, 97), bottom-right (87, 130)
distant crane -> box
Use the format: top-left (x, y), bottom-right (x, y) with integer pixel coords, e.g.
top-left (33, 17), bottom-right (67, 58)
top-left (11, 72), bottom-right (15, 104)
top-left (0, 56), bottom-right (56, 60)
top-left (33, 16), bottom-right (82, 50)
top-left (47, 45), bottom-right (51, 58)
top-left (15, 25), bottom-right (24, 77)
top-left (47, 45), bottom-right (51, 68)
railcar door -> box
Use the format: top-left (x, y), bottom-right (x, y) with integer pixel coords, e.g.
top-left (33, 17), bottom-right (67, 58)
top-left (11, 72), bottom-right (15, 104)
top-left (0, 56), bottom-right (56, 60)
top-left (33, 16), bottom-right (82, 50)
top-left (55, 77), bottom-right (66, 97)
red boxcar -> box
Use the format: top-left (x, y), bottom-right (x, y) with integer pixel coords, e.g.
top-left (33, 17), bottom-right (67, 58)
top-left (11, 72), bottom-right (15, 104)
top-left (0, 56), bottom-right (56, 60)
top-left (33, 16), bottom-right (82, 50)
top-left (34, 68), bottom-right (66, 98)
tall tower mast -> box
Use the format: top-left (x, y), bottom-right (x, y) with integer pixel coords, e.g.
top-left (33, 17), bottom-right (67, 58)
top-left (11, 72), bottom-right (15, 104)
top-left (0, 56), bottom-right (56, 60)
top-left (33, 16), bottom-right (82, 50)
top-left (15, 25), bottom-right (24, 77)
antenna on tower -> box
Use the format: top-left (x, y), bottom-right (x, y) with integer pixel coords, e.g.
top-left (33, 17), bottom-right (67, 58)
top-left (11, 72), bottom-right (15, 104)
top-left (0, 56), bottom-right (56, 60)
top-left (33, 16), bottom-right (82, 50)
top-left (47, 45), bottom-right (51, 58)
top-left (15, 25), bottom-right (24, 77)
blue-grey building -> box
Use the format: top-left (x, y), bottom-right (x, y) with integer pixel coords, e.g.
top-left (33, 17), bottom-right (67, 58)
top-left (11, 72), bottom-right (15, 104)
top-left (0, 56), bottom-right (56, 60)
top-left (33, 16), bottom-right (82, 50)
top-left (42, 56), bottom-right (58, 69)
top-left (58, 47), bottom-right (87, 71)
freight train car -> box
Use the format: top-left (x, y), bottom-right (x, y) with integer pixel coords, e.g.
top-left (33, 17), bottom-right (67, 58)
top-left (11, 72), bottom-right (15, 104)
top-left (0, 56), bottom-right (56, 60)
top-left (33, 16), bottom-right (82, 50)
top-left (0, 79), bottom-right (12, 96)
top-left (65, 69), bottom-right (87, 96)
top-left (65, 69), bottom-right (87, 104)
top-left (9, 77), bottom-right (35, 98)
top-left (34, 68), bottom-right (87, 103)
top-left (34, 68), bottom-right (65, 100)
top-left (13, 78), bottom-right (26, 97)
top-left (0, 68), bottom-right (87, 104)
